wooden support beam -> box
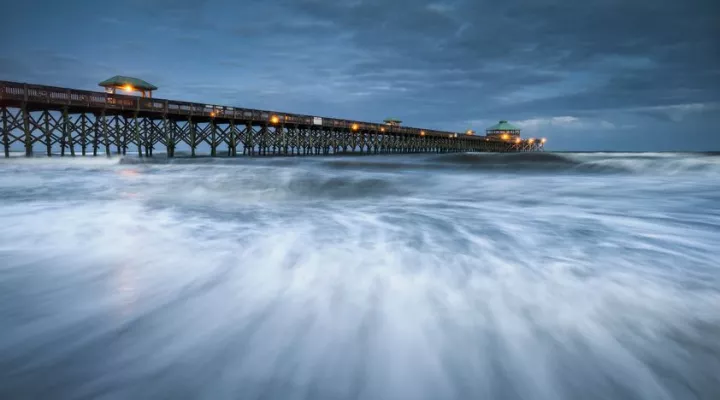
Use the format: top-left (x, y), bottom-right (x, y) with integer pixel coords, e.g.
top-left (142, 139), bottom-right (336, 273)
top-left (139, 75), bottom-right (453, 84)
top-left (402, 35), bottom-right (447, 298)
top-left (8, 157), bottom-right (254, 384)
top-left (22, 104), bottom-right (32, 157)
top-left (145, 118), bottom-right (151, 157)
top-left (92, 115), bottom-right (99, 156)
top-left (61, 108), bottom-right (74, 157)
top-left (101, 111), bottom-right (110, 157)
top-left (210, 119), bottom-right (216, 157)
top-left (42, 111), bottom-right (51, 157)
top-left (114, 116), bottom-right (121, 156)
top-left (247, 123), bottom-right (255, 156)
top-left (132, 113), bottom-right (140, 157)
top-left (2, 107), bottom-right (9, 158)
top-left (189, 117), bottom-right (196, 157)
top-left (229, 120), bottom-right (237, 157)
top-left (164, 117), bottom-right (172, 158)
top-left (80, 114), bottom-right (87, 156)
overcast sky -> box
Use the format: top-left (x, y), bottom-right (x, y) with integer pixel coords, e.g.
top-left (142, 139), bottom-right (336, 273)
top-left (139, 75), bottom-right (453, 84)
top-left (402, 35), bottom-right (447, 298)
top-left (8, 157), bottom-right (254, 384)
top-left (1, 0), bottom-right (718, 151)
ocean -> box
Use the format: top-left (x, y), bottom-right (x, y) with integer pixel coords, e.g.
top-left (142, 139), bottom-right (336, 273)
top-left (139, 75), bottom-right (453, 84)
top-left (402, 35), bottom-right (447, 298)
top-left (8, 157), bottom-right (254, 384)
top-left (0, 152), bottom-right (719, 400)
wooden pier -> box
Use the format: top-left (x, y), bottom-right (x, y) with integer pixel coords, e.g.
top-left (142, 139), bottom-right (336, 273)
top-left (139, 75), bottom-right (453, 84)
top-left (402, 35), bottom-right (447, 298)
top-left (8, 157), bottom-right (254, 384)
top-left (0, 80), bottom-right (544, 158)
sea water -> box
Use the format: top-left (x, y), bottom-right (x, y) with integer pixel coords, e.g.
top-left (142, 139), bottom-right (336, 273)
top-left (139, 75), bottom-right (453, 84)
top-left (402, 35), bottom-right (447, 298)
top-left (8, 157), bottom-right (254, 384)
top-left (1, 152), bottom-right (719, 399)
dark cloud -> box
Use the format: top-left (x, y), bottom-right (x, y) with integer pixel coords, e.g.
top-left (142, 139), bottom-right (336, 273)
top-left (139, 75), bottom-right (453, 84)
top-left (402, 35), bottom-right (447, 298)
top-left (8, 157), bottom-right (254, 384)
top-left (0, 0), bottom-right (718, 150)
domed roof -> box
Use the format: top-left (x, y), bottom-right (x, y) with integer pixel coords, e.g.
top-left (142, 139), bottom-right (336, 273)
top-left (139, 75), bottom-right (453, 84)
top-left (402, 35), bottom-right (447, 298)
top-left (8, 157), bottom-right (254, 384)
top-left (98, 76), bottom-right (158, 91)
top-left (486, 120), bottom-right (520, 131)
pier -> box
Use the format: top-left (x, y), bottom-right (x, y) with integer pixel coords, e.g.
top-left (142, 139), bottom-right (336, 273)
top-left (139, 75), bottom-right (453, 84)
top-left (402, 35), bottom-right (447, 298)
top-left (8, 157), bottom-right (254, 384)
top-left (0, 79), bottom-right (544, 158)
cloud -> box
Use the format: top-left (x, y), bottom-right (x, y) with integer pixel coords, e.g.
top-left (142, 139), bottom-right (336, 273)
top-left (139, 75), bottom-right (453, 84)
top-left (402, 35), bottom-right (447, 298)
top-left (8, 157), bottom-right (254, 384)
top-left (516, 116), bottom-right (582, 131)
top-left (1, 0), bottom-right (719, 150)
top-left (426, 2), bottom-right (455, 14)
top-left (632, 103), bottom-right (720, 122)
top-left (513, 116), bottom-right (629, 134)
top-left (599, 120), bottom-right (617, 130)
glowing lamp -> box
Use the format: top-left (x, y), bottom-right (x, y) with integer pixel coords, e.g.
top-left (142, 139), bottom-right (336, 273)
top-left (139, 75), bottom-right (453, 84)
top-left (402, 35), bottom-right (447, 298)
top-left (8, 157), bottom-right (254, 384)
top-left (270, 115), bottom-right (280, 124)
top-left (541, 138), bottom-right (547, 143)
top-left (501, 134), bottom-right (509, 140)
top-left (123, 84), bottom-right (134, 92)
top-left (420, 130), bottom-right (425, 136)
top-left (515, 138), bottom-right (521, 144)
top-left (352, 123), bottom-right (359, 131)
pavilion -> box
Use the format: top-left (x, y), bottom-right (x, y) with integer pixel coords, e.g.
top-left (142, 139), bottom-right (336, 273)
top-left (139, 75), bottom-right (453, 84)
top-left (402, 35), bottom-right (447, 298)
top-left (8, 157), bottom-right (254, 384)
top-left (486, 120), bottom-right (521, 140)
top-left (98, 76), bottom-right (158, 98)
top-left (383, 118), bottom-right (403, 126)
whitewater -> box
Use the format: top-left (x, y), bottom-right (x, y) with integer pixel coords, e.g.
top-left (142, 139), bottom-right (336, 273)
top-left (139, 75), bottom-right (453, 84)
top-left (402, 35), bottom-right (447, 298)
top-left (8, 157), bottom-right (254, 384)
top-left (0, 152), bottom-right (719, 400)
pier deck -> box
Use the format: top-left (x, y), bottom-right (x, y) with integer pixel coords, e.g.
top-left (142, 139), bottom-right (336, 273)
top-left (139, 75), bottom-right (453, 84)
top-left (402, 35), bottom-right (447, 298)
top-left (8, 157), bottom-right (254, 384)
top-left (0, 80), bottom-right (543, 157)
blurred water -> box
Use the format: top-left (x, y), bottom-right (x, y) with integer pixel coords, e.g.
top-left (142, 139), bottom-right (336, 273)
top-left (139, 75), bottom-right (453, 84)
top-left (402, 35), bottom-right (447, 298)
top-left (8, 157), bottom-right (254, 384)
top-left (1, 152), bottom-right (719, 400)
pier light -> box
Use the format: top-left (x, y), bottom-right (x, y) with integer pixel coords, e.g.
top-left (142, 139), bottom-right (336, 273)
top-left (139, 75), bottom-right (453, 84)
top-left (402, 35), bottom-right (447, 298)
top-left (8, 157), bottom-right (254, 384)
top-left (541, 138), bottom-right (547, 143)
top-left (420, 130), bottom-right (425, 136)
top-left (501, 134), bottom-right (509, 140)
top-left (515, 138), bottom-right (521, 144)
top-left (210, 111), bottom-right (216, 117)
top-left (466, 130), bottom-right (474, 135)
top-left (352, 123), bottom-right (359, 131)
top-left (123, 84), bottom-right (134, 92)
top-left (528, 138), bottom-right (535, 144)
top-left (270, 115), bottom-right (280, 124)
top-left (380, 127), bottom-right (386, 132)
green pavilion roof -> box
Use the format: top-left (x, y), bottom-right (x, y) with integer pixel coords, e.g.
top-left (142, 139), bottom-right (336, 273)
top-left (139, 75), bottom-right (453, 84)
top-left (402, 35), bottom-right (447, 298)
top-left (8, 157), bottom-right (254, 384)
top-left (486, 120), bottom-right (520, 131)
top-left (98, 76), bottom-right (158, 91)
top-left (383, 118), bottom-right (403, 123)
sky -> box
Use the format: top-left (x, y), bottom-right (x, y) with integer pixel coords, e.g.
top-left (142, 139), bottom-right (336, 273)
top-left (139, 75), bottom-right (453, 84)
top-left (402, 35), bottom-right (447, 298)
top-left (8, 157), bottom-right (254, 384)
top-left (1, 0), bottom-right (718, 151)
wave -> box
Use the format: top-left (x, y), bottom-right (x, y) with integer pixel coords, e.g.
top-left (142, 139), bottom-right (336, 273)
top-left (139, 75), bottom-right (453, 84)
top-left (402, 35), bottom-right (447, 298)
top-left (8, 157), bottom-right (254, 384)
top-left (569, 152), bottom-right (720, 175)
top-left (426, 152), bottom-right (591, 171)
top-left (129, 168), bottom-right (410, 210)
top-left (0, 155), bottom-right (121, 167)
top-left (1, 187), bottom-right (719, 399)
top-left (424, 152), bottom-right (720, 175)
top-left (322, 152), bottom-right (720, 175)
top-left (7, 151), bottom-right (717, 177)
top-left (2, 148), bottom-right (720, 399)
